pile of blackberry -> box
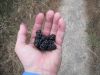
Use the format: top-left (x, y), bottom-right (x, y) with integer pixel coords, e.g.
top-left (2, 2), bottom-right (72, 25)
top-left (34, 30), bottom-right (57, 51)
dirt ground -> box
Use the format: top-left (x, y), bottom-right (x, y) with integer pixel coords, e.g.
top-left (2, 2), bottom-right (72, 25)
top-left (0, 0), bottom-right (60, 75)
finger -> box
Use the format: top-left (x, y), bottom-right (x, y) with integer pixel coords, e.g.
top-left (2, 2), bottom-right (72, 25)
top-left (43, 10), bottom-right (54, 36)
top-left (56, 18), bottom-right (66, 45)
top-left (16, 23), bottom-right (27, 46)
top-left (31, 13), bottom-right (44, 39)
top-left (50, 12), bottom-right (61, 35)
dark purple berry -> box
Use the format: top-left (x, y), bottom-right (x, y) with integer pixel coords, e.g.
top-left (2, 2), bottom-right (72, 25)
top-left (34, 40), bottom-right (39, 48)
top-left (41, 36), bottom-right (47, 41)
top-left (36, 30), bottom-right (42, 35)
top-left (40, 40), bottom-right (48, 50)
top-left (36, 30), bottom-right (42, 38)
top-left (34, 39), bottom-right (41, 48)
top-left (47, 44), bottom-right (56, 50)
top-left (34, 30), bottom-right (57, 51)
top-left (49, 34), bottom-right (56, 41)
top-left (48, 40), bottom-right (54, 45)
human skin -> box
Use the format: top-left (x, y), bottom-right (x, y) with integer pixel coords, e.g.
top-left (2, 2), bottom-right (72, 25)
top-left (15, 10), bottom-right (65, 75)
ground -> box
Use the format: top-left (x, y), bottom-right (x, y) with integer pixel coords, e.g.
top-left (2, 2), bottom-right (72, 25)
top-left (0, 0), bottom-right (59, 75)
top-left (0, 0), bottom-right (100, 75)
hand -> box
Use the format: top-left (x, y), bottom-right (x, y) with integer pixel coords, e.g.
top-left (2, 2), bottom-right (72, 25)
top-left (15, 10), bottom-right (65, 75)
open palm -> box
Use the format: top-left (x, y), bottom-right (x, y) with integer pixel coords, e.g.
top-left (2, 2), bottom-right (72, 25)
top-left (15, 10), bottom-right (65, 75)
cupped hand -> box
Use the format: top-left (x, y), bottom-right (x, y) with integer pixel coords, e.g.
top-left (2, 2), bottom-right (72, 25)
top-left (15, 10), bottom-right (65, 75)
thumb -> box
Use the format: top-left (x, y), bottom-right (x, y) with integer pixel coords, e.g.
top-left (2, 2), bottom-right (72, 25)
top-left (16, 23), bottom-right (27, 46)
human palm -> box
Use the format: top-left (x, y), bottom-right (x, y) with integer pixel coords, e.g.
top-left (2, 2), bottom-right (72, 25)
top-left (15, 10), bottom-right (65, 75)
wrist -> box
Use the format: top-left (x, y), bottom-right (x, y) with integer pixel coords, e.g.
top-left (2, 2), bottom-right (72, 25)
top-left (24, 67), bottom-right (57, 75)
top-left (22, 72), bottom-right (40, 75)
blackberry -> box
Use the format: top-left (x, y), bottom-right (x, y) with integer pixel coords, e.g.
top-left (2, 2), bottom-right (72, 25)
top-left (41, 35), bottom-right (47, 42)
top-left (36, 30), bottom-right (42, 35)
top-left (48, 40), bottom-right (54, 45)
top-left (40, 40), bottom-right (48, 51)
top-left (34, 39), bottom-right (42, 49)
top-left (48, 44), bottom-right (57, 50)
top-left (49, 34), bottom-right (56, 41)
top-left (34, 30), bottom-right (57, 51)
top-left (36, 30), bottom-right (42, 39)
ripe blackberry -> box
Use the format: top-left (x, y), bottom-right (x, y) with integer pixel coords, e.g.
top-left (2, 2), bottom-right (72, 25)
top-left (36, 30), bottom-right (42, 39)
top-left (41, 35), bottom-right (47, 42)
top-left (49, 34), bottom-right (56, 41)
top-left (34, 40), bottom-right (39, 48)
top-left (48, 44), bottom-right (56, 50)
top-left (40, 40), bottom-right (48, 50)
top-left (48, 40), bottom-right (54, 45)
top-left (36, 30), bottom-right (41, 35)
top-left (34, 30), bottom-right (57, 51)
top-left (34, 39), bottom-right (41, 49)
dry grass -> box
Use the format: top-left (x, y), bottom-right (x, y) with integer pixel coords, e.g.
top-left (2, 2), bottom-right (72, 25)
top-left (0, 0), bottom-right (60, 75)
top-left (85, 0), bottom-right (100, 74)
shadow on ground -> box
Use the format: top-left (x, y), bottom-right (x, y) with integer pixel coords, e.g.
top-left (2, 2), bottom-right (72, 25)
top-left (85, 0), bottom-right (100, 75)
top-left (0, 0), bottom-right (60, 75)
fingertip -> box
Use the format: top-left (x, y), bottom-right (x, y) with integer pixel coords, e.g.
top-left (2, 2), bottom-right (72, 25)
top-left (37, 13), bottom-right (44, 17)
top-left (19, 23), bottom-right (27, 34)
top-left (59, 18), bottom-right (64, 24)
top-left (35, 13), bottom-right (44, 24)
top-left (53, 12), bottom-right (61, 24)
top-left (54, 12), bottom-right (61, 19)
top-left (47, 10), bottom-right (54, 15)
top-left (46, 10), bottom-right (54, 19)
top-left (58, 18), bottom-right (66, 31)
top-left (55, 12), bottom-right (61, 16)
top-left (20, 23), bottom-right (24, 29)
